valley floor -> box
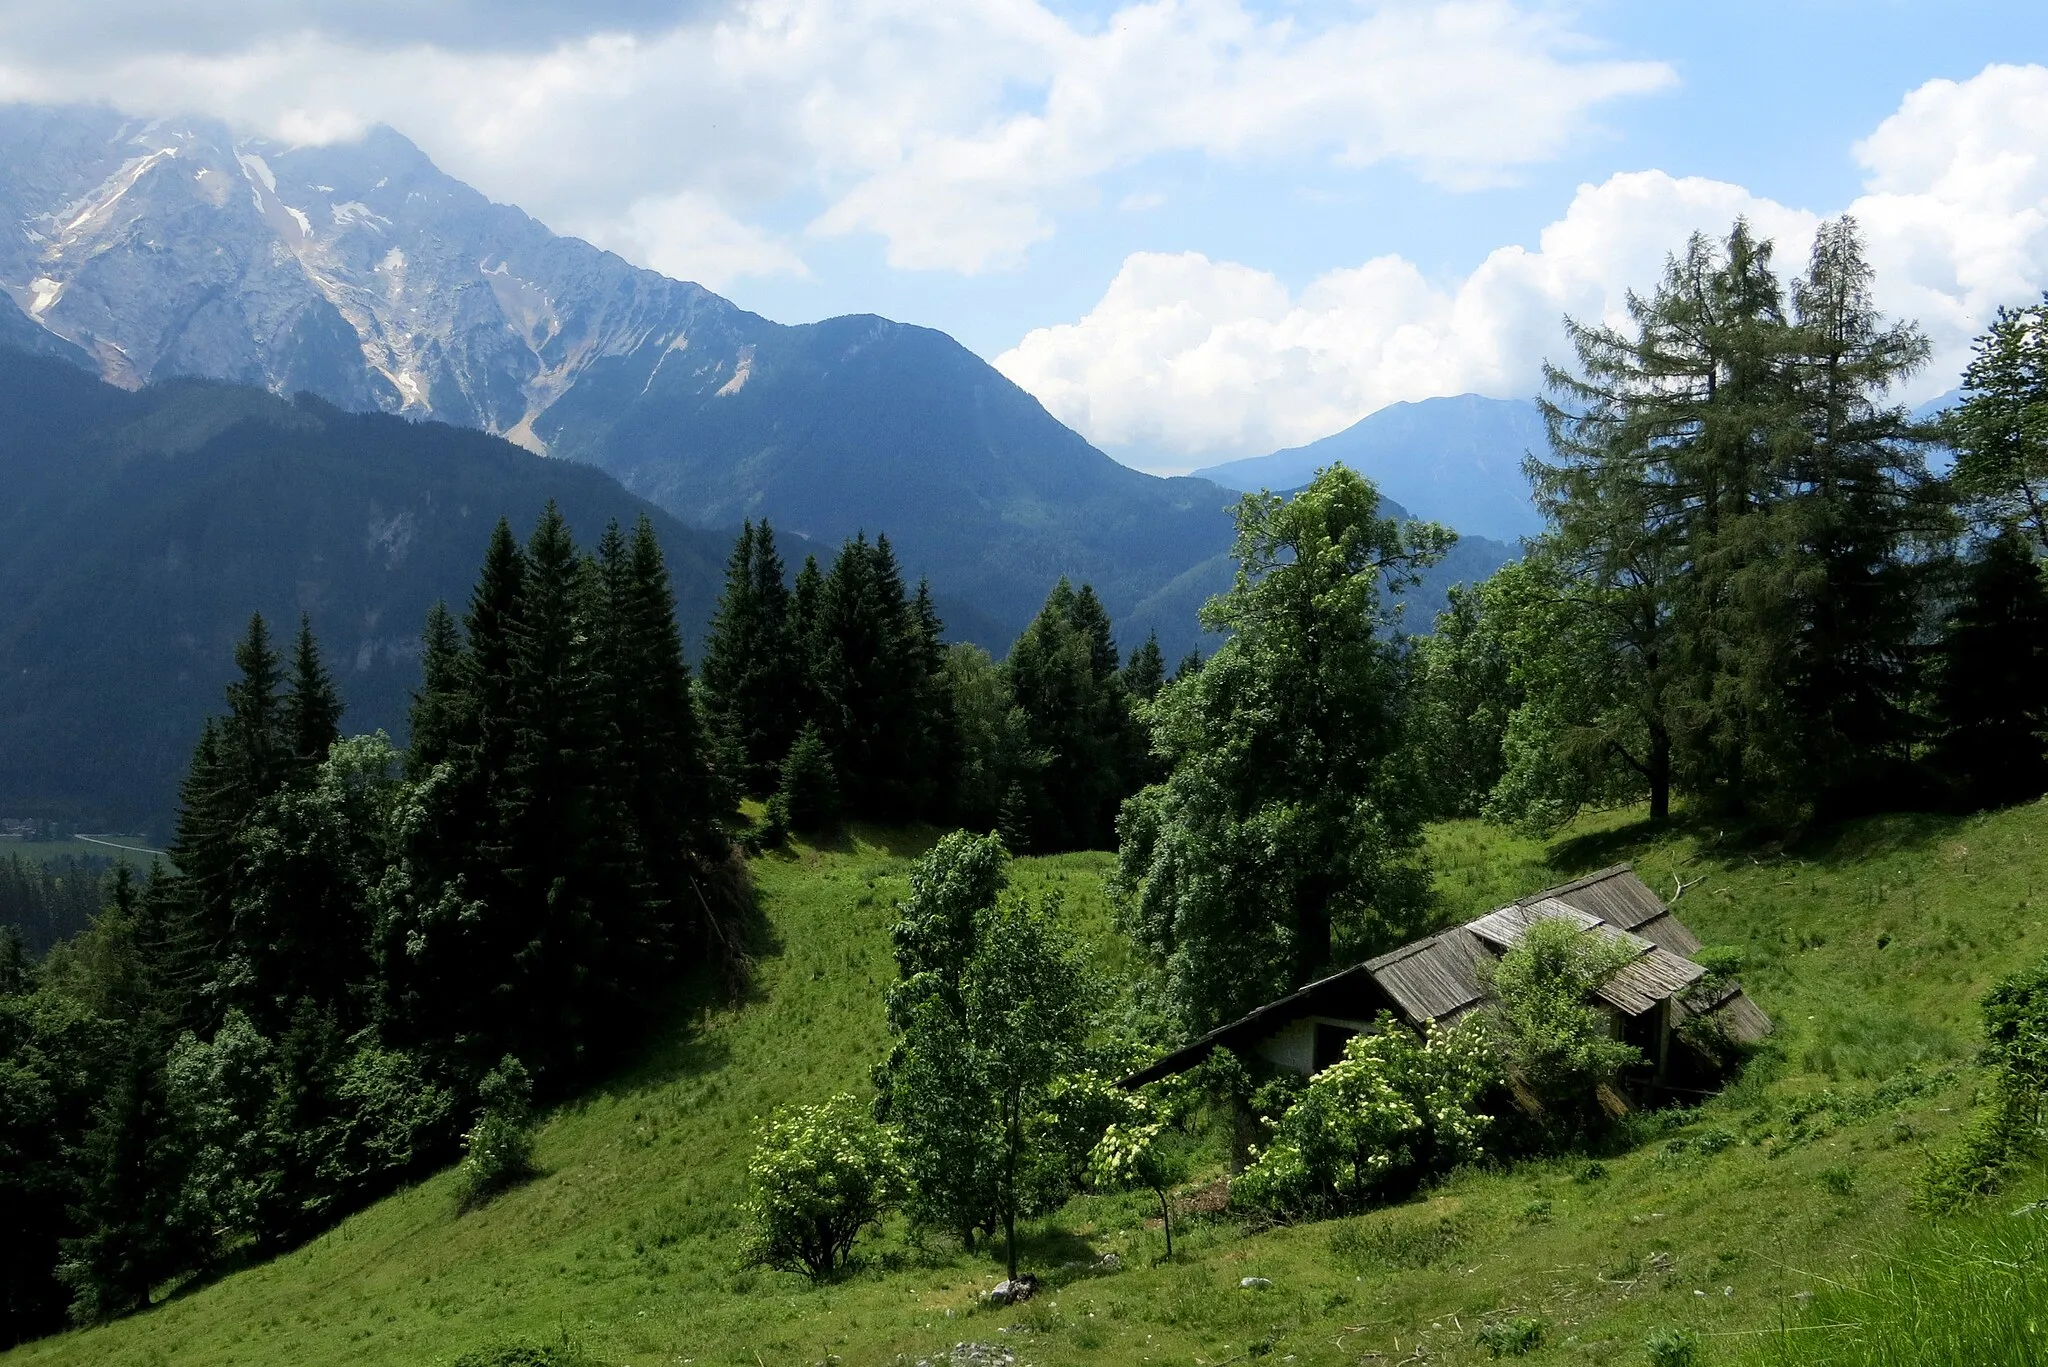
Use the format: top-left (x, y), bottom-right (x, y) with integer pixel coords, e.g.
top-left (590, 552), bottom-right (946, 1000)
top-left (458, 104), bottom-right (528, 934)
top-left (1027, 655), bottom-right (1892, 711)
top-left (10, 805), bottom-right (2048, 1367)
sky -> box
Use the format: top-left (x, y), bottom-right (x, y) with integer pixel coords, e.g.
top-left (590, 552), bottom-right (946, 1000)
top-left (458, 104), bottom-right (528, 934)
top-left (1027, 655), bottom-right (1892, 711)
top-left (0, 1), bottom-right (2043, 471)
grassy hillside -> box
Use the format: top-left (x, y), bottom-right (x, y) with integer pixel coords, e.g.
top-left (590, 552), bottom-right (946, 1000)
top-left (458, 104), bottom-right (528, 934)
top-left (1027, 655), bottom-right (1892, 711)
top-left (11, 803), bottom-right (2048, 1367)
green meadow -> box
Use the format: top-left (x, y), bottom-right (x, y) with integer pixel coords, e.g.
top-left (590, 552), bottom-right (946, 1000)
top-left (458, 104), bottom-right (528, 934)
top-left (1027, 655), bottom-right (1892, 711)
top-left (11, 801), bottom-right (2048, 1367)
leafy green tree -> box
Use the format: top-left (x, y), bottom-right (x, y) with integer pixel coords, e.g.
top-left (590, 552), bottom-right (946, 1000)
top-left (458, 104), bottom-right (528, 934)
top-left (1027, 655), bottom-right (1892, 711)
top-left (1929, 528), bottom-right (2048, 807)
top-left (1948, 295), bottom-right (2048, 553)
top-left (957, 892), bottom-right (1099, 1280)
top-left (1479, 555), bottom-right (1656, 833)
top-left (231, 735), bottom-right (400, 1034)
top-left (1486, 917), bottom-right (1641, 1122)
top-left (1113, 467), bottom-right (1446, 1033)
top-left (743, 1093), bottom-right (900, 1281)
top-left (1230, 1015), bottom-right (1496, 1218)
top-left (876, 833), bottom-right (1101, 1276)
top-left (1403, 582), bottom-right (1515, 819)
top-left (0, 971), bottom-right (112, 1344)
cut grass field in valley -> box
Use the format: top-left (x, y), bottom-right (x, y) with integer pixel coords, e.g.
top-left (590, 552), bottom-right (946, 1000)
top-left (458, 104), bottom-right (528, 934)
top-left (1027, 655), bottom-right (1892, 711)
top-left (9, 802), bottom-right (2048, 1367)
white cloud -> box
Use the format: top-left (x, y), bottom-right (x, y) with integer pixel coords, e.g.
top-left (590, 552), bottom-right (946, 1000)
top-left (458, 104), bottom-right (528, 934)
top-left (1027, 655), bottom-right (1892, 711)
top-left (997, 64), bottom-right (2048, 468)
top-left (0, 0), bottom-right (1672, 278)
top-left (562, 190), bottom-right (808, 289)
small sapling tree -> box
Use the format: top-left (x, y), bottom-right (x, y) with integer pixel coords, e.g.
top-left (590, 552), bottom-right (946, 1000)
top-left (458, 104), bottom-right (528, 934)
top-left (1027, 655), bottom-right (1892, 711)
top-left (743, 1093), bottom-right (900, 1281)
top-left (1089, 1104), bottom-right (1188, 1261)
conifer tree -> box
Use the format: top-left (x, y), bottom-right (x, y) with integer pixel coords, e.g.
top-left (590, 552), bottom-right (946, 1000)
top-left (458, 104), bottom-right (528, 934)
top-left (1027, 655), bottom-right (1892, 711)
top-left (284, 616), bottom-right (343, 775)
top-left (405, 602), bottom-right (468, 780)
top-left (54, 871), bottom-right (205, 1321)
top-left (700, 521), bottom-right (802, 794)
top-left (493, 504), bottom-right (614, 1074)
top-left (1781, 218), bottom-right (1940, 812)
top-left (1121, 634), bottom-right (1167, 703)
top-left (170, 615), bottom-right (292, 1018)
top-left (809, 535), bottom-right (932, 820)
top-left (1005, 580), bottom-right (1133, 850)
top-left (1930, 529), bottom-right (2048, 807)
top-left (1949, 294), bottom-right (2048, 553)
top-left (590, 517), bottom-right (716, 981)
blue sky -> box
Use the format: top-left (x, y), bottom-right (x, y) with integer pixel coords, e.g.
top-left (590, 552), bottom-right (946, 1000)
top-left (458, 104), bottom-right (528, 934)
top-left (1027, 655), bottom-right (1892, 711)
top-left (1, 1), bottom-right (2042, 468)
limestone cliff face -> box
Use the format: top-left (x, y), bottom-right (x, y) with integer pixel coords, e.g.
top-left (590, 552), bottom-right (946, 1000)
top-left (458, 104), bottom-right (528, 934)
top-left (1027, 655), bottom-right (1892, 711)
top-left (0, 106), bottom-right (758, 452)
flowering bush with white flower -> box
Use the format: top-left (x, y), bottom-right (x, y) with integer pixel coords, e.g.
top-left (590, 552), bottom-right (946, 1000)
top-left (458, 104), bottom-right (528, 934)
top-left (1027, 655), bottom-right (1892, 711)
top-left (743, 1093), bottom-right (902, 1282)
top-left (1231, 1014), bottom-right (1498, 1217)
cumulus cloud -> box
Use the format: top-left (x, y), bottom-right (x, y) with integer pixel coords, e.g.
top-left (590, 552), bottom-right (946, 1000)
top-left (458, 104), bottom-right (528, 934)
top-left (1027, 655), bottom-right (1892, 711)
top-left (996, 63), bottom-right (2048, 468)
top-left (0, 0), bottom-right (1671, 278)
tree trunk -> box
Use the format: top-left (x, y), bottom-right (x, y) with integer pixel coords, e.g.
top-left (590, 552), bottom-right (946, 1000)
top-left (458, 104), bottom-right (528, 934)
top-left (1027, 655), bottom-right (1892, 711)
top-left (1004, 1088), bottom-right (1021, 1282)
top-left (1648, 722), bottom-right (1672, 822)
top-left (1156, 1186), bottom-right (1173, 1262)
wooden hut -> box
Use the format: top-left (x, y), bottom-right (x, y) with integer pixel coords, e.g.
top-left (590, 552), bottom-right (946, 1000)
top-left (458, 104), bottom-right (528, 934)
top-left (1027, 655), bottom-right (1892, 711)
top-left (1122, 864), bottom-right (1770, 1092)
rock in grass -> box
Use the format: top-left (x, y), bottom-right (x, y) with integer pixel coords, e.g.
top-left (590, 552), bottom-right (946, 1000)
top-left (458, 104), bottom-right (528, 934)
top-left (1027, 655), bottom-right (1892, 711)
top-left (1240, 1276), bottom-right (1273, 1290)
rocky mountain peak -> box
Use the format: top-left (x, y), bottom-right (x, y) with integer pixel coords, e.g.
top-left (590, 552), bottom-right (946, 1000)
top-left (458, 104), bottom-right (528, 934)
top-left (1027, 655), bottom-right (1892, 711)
top-left (0, 104), bottom-right (750, 449)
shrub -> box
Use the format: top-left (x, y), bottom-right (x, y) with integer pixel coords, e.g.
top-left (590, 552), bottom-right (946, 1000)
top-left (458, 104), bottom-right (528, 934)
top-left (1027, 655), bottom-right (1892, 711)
top-left (1477, 1316), bottom-right (1544, 1357)
top-left (1645, 1326), bottom-right (1700, 1367)
top-left (1923, 953), bottom-right (2048, 1209)
top-left (455, 1057), bottom-right (536, 1212)
top-left (1230, 1014), bottom-right (1497, 1218)
top-left (743, 1093), bottom-right (900, 1281)
top-left (1487, 916), bottom-right (1641, 1121)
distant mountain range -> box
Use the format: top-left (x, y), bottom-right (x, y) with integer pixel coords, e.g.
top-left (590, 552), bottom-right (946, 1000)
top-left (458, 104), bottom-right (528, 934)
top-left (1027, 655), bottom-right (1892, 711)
top-left (0, 107), bottom-right (1522, 829)
top-left (1196, 395), bottom-right (1547, 544)
top-left (0, 105), bottom-right (1264, 649)
top-left (0, 346), bottom-right (731, 834)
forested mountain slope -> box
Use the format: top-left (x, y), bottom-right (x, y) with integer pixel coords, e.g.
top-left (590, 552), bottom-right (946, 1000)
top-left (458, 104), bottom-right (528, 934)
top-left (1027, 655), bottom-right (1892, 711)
top-left (0, 347), bottom-right (729, 832)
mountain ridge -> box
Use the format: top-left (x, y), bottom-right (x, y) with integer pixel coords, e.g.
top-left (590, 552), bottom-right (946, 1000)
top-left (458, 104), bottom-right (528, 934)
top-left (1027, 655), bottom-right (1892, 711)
top-left (0, 104), bottom-right (1267, 649)
top-left (1196, 393), bottom-right (1547, 544)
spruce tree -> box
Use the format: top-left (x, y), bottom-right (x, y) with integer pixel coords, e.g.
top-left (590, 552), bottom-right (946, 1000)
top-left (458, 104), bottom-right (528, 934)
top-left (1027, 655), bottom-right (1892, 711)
top-left (283, 616), bottom-right (343, 775)
top-left (700, 521), bottom-right (801, 794)
top-left (169, 615), bottom-right (292, 1018)
top-left (1930, 529), bottom-right (2048, 807)
top-left (54, 871), bottom-right (205, 1321)
top-left (591, 517), bottom-right (716, 983)
top-left (1121, 634), bottom-right (1167, 702)
top-left (1005, 580), bottom-right (1134, 850)
top-left (494, 504), bottom-right (612, 1075)
top-left (405, 602), bottom-right (469, 779)
top-left (809, 536), bottom-right (931, 820)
